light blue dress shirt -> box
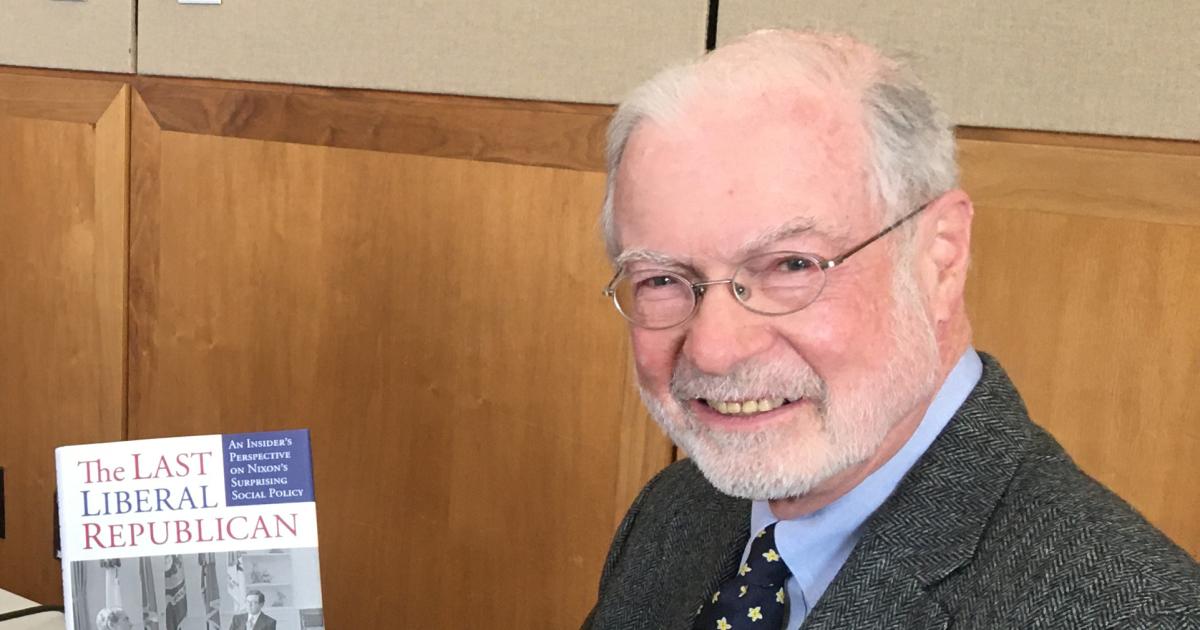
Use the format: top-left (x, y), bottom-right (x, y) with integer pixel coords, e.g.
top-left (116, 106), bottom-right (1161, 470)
top-left (742, 349), bottom-right (982, 629)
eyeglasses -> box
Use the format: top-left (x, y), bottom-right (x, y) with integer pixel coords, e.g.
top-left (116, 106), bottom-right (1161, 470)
top-left (603, 204), bottom-right (927, 329)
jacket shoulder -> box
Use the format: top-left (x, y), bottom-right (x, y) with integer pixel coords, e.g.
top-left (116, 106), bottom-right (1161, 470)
top-left (584, 459), bottom-right (748, 629)
top-left (591, 459), bottom-right (721, 591)
top-left (955, 422), bottom-right (1200, 625)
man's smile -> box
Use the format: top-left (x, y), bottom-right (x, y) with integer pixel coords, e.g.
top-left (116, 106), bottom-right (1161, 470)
top-left (700, 397), bottom-right (799, 415)
top-left (685, 397), bottom-right (812, 432)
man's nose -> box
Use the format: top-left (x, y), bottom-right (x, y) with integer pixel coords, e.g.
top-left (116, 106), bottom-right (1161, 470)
top-left (680, 284), bottom-right (775, 375)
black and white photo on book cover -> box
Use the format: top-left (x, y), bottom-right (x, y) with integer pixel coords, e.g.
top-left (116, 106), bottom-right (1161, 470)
top-left (68, 549), bottom-right (323, 630)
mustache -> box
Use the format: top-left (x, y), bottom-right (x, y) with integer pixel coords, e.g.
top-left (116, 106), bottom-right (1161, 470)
top-left (668, 356), bottom-right (827, 403)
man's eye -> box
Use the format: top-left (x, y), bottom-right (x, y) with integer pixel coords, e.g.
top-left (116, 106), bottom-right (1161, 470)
top-left (777, 257), bottom-right (813, 272)
top-left (638, 275), bottom-right (677, 289)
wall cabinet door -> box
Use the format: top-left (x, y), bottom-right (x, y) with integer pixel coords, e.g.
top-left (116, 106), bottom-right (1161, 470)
top-left (961, 130), bottom-right (1200, 558)
top-left (0, 70), bottom-right (128, 603)
top-left (128, 77), bottom-right (671, 627)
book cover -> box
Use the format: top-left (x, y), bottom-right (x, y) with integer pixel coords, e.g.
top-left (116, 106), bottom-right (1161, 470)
top-left (56, 430), bottom-right (324, 630)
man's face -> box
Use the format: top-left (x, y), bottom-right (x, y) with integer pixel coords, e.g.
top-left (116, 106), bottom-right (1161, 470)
top-left (612, 91), bottom-right (940, 499)
top-left (246, 594), bottom-right (264, 615)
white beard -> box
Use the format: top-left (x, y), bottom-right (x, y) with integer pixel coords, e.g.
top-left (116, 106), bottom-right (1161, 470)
top-left (639, 266), bottom-right (941, 500)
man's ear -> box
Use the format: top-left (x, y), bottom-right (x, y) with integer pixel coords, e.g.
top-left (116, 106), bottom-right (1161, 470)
top-left (919, 189), bottom-right (974, 324)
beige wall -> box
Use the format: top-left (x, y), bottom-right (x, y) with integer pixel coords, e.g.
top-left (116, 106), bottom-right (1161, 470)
top-left (0, 2), bottom-right (1195, 139)
top-left (719, 1), bottom-right (1200, 141)
top-left (0, 0), bottom-right (135, 73)
top-left (137, 0), bottom-right (707, 103)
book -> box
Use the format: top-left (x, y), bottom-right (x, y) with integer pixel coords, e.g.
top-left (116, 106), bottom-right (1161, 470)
top-left (56, 429), bottom-right (325, 630)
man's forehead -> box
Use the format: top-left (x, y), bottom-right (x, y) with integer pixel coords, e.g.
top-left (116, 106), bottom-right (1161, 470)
top-left (615, 129), bottom-right (871, 259)
top-left (645, 79), bottom-right (865, 144)
top-left (609, 78), bottom-right (877, 267)
top-left (615, 84), bottom-right (872, 201)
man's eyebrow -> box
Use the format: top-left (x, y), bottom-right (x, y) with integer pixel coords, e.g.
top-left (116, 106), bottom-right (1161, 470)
top-left (613, 249), bottom-right (691, 269)
top-left (613, 216), bottom-right (843, 269)
top-left (734, 216), bottom-right (828, 258)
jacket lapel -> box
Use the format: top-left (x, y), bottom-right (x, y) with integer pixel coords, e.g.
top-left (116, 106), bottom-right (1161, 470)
top-left (668, 485), bottom-right (751, 628)
top-left (801, 355), bottom-right (1033, 629)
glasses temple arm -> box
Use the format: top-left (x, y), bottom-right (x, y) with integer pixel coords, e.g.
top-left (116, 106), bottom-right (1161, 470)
top-left (825, 202), bottom-right (929, 268)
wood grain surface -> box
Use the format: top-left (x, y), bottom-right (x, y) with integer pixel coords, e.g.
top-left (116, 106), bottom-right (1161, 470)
top-left (960, 138), bottom-right (1200, 228)
top-left (964, 138), bottom-right (1200, 557)
top-left (0, 70), bottom-right (127, 125)
top-left (958, 126), bottom-right (1200, 157)
top-left (128, 98), bottom-right (669, 626)
top-left (134, 75), bottom-right (610, 171)
top-left (0, 75), bottom-right (128, 603)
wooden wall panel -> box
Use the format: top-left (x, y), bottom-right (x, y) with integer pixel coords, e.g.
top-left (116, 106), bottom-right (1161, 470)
top-left (132, 76), bottom-right (611, 172)
top-left (0, 73), bottom-right (128, 603)
top-left (129, 80), bottom-right (670, 628)
top-left (962, 133), bottom-right (1200, 557)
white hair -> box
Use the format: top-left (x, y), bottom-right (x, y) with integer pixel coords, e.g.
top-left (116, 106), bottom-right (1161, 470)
top-left (600, 29), bottom-right (957, 260)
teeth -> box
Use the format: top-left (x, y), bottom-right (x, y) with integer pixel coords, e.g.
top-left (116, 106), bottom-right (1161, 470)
top-left (705, 398), bottom-right (791, 416)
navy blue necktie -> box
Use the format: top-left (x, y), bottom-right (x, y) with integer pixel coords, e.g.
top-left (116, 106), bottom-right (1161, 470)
top-left (693, 522), bottom-right (792, 629)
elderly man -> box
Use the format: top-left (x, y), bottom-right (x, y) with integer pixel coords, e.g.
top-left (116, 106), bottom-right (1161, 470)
top-left (584, 30), bottom-right (1200, 629)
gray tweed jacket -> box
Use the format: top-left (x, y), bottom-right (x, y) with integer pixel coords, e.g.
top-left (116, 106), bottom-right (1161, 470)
top-left (583, 355), bottom-right (1200, 628)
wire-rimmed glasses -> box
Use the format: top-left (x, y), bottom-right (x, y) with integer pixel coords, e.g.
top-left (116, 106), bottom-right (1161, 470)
top-left (603, 204), bottom-right (927, 329)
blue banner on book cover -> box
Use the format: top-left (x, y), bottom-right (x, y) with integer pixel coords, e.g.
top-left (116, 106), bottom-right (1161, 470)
top-left (222, 430), bottom-right (315, 507)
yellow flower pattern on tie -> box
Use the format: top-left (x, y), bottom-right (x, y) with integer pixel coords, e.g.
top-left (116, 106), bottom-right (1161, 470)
top-left (691, 522), bottom-right (792, 630)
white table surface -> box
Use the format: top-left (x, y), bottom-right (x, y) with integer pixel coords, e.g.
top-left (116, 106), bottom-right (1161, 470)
top-left (0, 589), bottom-right (65, 629)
